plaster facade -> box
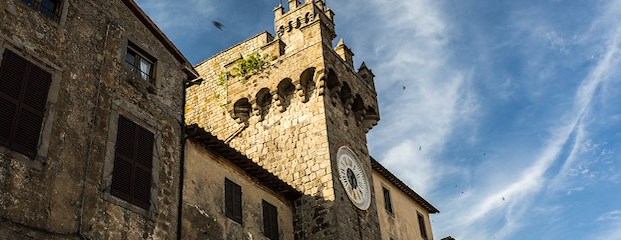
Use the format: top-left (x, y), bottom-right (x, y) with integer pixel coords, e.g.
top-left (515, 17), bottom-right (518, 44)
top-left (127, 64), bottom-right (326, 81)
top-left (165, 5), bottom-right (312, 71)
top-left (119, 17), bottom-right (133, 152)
top-left (373, 171), bottom-right (435, 240)
top-left (183, 140), bottom-right (295, 240)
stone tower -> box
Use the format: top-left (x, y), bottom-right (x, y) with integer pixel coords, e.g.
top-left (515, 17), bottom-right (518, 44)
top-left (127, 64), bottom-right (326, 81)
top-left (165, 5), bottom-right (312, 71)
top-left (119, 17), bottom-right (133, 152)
top-left (186, 0), bottom-right (381, 238)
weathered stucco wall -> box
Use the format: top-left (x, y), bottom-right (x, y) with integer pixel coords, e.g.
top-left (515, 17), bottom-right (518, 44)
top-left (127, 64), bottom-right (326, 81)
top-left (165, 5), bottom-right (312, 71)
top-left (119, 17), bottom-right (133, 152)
top-left (183, 140), bottom-right (295, 240)
top-left (373, 171), bottom-right (434, 240)
top-left (0, 0), bottom-right (188, 239)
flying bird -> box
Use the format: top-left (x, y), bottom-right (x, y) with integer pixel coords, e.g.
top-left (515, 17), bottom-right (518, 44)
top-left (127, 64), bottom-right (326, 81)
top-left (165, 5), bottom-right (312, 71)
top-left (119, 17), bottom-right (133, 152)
top-left (419, 146), bottom-right (422, 151)
top-left (212, 21), bottom-right (224, 30)
top-left (402, 86), bottom-right (406, 91)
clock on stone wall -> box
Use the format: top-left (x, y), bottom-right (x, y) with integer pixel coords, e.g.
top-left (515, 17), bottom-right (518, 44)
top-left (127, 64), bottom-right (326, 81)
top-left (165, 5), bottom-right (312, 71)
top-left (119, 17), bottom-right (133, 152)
top-left (337, 146), bottom-right (371, 210)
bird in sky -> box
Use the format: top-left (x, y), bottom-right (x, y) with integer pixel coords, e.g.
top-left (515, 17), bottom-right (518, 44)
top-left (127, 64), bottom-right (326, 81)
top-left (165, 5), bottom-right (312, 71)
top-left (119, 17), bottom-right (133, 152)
top-left (212, 21), bottom-right (224, 30)
top-left (419, 146), bottom-right (422, 151)
top-left (402, 85), bottom-right (406, 90)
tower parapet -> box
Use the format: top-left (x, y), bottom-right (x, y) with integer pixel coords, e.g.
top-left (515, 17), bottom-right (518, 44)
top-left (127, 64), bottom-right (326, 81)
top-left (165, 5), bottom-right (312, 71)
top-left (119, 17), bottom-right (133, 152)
top-left (187, 1), bottom-right (382, 238)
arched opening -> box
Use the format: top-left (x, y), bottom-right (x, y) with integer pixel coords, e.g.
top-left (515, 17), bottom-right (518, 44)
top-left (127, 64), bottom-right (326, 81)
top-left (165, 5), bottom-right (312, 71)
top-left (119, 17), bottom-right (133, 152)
top-left (339, 82), bottom-right (352, 106)
top-left (277, 78), bottom-right (295, 111)
top-left (300, 67), bottom-right (316, 102)
top-left (233, 98), bottom-right (252, 123)
top-left (352, 95), bottom-right (365, 122)
top-left (256, 88), bottom-right (272, 120)
top-left (326, 69), bottom-right (339, 92)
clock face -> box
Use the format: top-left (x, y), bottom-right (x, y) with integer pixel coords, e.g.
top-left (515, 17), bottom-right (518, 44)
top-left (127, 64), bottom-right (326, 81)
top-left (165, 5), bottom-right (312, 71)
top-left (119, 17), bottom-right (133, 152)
top-left (336, 146), bottom-right (371, 210)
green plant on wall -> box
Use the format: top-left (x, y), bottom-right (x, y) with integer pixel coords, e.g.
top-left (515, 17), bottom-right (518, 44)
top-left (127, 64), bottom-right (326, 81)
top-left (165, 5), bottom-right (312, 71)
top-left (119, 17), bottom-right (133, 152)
top-left (232, 52), bottom-right (268, 80)
top-left (218, 52), bottom-right (269, 85)
top-left (216, 52), bottom-right (270, 110)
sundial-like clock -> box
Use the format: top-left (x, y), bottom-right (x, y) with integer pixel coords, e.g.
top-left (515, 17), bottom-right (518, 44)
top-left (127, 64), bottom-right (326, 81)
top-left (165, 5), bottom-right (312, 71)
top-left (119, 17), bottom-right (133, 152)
top-left (336, 146), bottom-right (371, 210)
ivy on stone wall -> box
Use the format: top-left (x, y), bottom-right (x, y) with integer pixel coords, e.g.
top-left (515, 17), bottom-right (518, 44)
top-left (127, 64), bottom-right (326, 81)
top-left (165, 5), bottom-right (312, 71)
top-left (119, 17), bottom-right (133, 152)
top-left (220, 52), bottom-right (269, 85)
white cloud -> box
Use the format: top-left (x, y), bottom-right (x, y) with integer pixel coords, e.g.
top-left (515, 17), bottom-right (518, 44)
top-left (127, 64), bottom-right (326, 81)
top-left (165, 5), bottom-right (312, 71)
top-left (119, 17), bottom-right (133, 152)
top-left (434, 0), bottom-right (621, 238)
top-left (329, 0), bottom-right (478, 200)
top-left (597, 210), bottom-right (621, 222)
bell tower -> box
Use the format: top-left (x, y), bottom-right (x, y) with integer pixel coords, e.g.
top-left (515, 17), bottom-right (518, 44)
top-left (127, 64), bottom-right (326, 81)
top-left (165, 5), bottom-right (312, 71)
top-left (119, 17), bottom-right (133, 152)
top-left (187, 0), bottom-right (381, 238)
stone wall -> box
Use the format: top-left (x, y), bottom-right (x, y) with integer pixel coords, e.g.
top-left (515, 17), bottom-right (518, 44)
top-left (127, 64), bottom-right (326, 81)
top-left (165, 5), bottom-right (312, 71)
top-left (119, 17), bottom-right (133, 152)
top-left (187, 1), bottom-right (382, 239)
top-left (0, 0), bottom-right (189, 239)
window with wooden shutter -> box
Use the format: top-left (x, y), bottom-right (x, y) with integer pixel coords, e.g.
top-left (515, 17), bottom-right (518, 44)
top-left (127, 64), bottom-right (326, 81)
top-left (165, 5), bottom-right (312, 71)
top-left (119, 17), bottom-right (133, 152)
top-left (0, 50), bottom-right (51, 159)
top-left (110, 115), bottom-right (154, 210)
top-left (225, 178), bottom-right (242, 224)
top-left (262, 200), bottom-right (279, 240)
top-left (383, 187), bottom-right (393, 214)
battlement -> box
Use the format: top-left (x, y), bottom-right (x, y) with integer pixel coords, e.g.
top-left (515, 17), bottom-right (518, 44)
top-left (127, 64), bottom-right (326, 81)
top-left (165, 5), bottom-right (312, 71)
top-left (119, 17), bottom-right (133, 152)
top-left (273, 0), bottom-right (336, 53)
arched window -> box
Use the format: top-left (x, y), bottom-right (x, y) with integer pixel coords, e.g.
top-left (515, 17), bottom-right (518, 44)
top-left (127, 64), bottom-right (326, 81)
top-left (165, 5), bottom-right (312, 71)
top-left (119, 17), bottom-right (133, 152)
top-left (277, 78), bottom-right (295, 111)
top-left (256, 88), bottom-right (272, 120)
top-left (299, 67), bottom-right (316, 102)
top-left (233, 98), bottom-right (252, 123)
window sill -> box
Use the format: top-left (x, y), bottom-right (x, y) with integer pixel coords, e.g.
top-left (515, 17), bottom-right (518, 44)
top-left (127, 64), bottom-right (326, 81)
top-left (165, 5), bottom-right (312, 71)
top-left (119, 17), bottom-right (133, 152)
top-left (123, 69), bottom-right (157, 94)
top-left (0, 145), bottom-right (45, 170)
top-left (102, 192), bottom-right (156, 221)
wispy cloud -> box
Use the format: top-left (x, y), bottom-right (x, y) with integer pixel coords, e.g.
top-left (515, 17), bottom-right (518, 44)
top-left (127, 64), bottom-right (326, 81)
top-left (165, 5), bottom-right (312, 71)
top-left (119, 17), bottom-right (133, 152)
top-left (441, 0), bottom-right (621, 238)
top-left (333, 0), bottom-right (478, 199)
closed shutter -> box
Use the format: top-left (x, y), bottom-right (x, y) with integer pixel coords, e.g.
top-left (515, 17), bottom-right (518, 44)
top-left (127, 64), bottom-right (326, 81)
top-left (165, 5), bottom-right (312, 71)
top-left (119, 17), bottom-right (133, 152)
top-left (225, 178), bottom-right (242, 224)
top-left (0, 50), bottom-right (51, 158)
top-left (262, 200), bottom-right (279, 240)
top-left (110, 115), bottom-right (153, 210)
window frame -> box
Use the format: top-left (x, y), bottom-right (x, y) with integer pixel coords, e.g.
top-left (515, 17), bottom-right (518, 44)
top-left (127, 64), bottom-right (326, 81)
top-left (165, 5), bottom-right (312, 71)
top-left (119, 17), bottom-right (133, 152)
top-left (224, 178), bottom-right (243, 224)
top-left (418, 212), bottom-right (429, 240)
top-left (262, 199), bottom-right (279, 240)
top-left (109, 114), bottom-right (155, 210)
top-left (101, 105), bottom-right (161, 218)
top-left (0, 47), bottom-right (59, 166)
top-left (382, 186), bottom-right (394, 215)
top-left (20, 0), bottom-right (64, 21)
top-left (124, 41), bottom-right (157, 84)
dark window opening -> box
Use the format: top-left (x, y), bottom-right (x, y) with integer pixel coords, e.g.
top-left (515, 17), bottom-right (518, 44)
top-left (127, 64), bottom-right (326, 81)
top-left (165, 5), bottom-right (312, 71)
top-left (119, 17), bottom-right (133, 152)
top-left (225, 178), bottom-right (242, 224)
top-left (21, 0), bottom-right (62, 20)
top-left (124, 42), bottom-right (156, 83)
top-left (262, 200), bottom-right (279, 240)
top-left (0, 50), bottom-right (51, 159)
top-left (418, 213), bottom-right (428, 240)
top-left (382, 187), bottom-right (393, 214)
top-left (110, 115), bottom-right (154, 210)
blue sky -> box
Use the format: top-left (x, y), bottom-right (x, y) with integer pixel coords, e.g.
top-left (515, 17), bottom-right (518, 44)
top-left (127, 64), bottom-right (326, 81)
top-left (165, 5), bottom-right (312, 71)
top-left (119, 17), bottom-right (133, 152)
top-left (135, 0), bottom-right (621, 239)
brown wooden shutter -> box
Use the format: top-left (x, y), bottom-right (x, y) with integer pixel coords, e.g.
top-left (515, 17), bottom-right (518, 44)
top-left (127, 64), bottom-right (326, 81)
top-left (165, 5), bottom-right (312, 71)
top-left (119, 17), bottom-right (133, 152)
top-left (0, 50), bottom-right (51, 158)
top-left (262, 200), bottom-right (279, 240)
top-left (111, 115), bottom-right (153, 210)
top-left (225, 178), bottom-right (242, 224)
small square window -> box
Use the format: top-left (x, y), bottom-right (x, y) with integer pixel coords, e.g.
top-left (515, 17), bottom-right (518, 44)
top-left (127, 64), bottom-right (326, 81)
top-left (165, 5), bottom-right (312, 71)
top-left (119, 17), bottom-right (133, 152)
top-left (262, 200), bottom-right (279, 240)
top-left (124, 42), bottom-right (156, 83)
top-left (225, 178), bottom-right (242, 224)
top-left (21, 0), bottom-right (62, 20)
